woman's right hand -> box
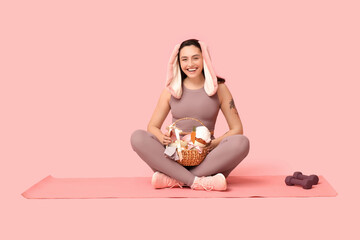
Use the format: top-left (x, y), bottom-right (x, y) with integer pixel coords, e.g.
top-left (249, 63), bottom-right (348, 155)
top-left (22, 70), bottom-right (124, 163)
top-left (160, 131), bottom-right (172, 146)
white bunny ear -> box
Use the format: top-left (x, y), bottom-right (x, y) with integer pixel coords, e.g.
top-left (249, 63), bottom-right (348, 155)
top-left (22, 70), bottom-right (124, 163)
top-left (171, 56), bottom-right (182, 98)
top-left (199, 41), bottom-right (218, 97)
top-left (165, 41), bottom-right (219, 99)
top-left (165, 43), bottom-right (182, 99)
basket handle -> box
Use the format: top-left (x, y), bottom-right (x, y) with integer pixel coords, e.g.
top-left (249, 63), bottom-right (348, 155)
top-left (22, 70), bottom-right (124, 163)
top-left (173, 117), bottom-right (206, 127)
top-left (167, 117), bottom-right (214, 136)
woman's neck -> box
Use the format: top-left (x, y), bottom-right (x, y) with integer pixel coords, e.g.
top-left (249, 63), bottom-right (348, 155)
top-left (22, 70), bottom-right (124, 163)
top-left (183, 75), bottom-right (205, 88)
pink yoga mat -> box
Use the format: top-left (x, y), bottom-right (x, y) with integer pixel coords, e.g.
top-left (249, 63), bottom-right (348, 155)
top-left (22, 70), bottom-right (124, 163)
top-left (21, 175), bottom-right (337, 199)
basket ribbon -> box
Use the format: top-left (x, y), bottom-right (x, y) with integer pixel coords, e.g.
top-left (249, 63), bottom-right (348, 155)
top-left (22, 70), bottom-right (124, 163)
top-left (168, 123), bottom-right (183, 161)
top-left (187, 141), bottom-right (203, 154)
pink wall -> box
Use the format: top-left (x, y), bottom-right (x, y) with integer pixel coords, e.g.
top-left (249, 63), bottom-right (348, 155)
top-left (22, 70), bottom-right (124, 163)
top-left (2, 1), bottom-right (359, 181)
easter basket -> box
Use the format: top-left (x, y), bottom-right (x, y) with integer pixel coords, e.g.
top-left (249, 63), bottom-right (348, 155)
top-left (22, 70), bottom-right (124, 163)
top-left (166, 117), bottom-right (213, 166)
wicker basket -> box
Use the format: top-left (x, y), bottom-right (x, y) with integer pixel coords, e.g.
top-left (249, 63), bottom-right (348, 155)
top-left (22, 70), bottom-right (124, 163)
top-left (166, 117), bottom-right (212, 166)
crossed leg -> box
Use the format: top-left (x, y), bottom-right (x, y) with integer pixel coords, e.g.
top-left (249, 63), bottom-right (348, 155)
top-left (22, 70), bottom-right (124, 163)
top-left (130, 129), bottom-right (196, 186)
top-left (187, 134), bottom-right (250, 178)
top-left (130, 129), bottom-right (250, 186)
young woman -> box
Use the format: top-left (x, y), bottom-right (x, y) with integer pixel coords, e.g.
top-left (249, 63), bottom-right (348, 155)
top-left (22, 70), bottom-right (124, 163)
top-left (130, 39), bottom-right (250, 191)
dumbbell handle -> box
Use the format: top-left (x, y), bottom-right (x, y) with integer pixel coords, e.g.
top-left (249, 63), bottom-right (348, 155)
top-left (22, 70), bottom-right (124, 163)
top-left (293, 172), bottom-right (319, 184)
top-left (290, 178), bottom-right (313, 189)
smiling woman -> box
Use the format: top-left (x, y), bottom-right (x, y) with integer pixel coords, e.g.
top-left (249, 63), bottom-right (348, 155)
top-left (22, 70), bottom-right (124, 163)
top-left (130, 38), bottom-right (250, 191)
top-left (177, 41), bottom-right (226, 89)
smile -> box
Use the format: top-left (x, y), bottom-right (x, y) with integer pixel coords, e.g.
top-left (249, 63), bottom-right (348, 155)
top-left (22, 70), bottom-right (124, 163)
top-left (187, 68), bottom-right (198, 73)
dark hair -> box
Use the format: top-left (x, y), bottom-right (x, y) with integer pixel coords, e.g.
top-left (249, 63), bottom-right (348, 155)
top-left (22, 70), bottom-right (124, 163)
top-left (177, 38), bottom-right (225, 84)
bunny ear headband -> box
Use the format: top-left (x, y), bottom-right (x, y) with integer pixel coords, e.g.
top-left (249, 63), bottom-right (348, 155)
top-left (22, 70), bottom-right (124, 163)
top-left (165, 41), bottom-right (218, 99)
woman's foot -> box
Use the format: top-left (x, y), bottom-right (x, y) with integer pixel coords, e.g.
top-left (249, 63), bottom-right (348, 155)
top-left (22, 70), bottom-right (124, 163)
top-left (190, 173), bottom-right (227, 191)
top-left (151, 171), bottom-right (185, 189)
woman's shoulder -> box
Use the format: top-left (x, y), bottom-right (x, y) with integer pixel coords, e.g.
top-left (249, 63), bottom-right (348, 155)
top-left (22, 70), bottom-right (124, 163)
top-left (217, 82), bottom-right (227, 90)
top-left (216, 82), bottom-right (229, 104)
top-left (161, 87), bottom-right (172, 103)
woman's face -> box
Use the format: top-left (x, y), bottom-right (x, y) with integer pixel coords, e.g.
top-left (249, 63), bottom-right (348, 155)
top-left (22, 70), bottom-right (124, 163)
top-left (179, 45), bottom-right (203, 78)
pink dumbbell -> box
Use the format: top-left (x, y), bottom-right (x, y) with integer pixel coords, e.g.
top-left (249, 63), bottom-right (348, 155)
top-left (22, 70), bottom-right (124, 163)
top-left (293, 171), bottom-right (319, 185)
top-left (285, 176), bottom-right (314, 189)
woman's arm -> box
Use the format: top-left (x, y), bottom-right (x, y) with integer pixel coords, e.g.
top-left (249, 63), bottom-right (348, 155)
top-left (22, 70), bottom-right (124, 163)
top-left (147, 88), bottom-right (172, 144)
top-left (212, 83), bottom-right (244, 146)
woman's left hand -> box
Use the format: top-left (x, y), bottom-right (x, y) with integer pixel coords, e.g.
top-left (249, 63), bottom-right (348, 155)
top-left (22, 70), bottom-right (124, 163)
top-left (207, 139), bottom-right (219, 152)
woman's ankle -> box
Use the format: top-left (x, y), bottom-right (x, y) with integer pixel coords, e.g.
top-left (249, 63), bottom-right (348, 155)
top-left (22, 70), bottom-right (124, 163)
top-left (188, 176), bottom-right (197, 187)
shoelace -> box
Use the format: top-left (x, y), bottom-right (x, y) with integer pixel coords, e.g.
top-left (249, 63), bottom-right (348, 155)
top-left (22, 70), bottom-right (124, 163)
top-left (167, 178), bottom-right (184, 189)
top-left (191, 176), bottom-right (214, 191)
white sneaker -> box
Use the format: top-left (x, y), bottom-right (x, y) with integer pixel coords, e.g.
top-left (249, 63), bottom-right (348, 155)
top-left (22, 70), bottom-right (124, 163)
top-left (190, 173), bottom-right (227, 191)
top-left (151, 171), bottom-right (185, 189)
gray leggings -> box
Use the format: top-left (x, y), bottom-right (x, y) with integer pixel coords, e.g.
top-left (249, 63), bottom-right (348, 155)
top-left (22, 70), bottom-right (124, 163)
top-left (130, 129), bottom-right (250, 187)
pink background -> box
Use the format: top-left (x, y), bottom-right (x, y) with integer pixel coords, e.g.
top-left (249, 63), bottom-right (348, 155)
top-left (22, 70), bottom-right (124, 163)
top-left (1, 0), bottom-right (359, 239)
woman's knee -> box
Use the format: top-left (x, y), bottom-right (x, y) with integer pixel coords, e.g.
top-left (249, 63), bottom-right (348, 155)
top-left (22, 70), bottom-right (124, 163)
top-left (239, 134), bottom-right (250, 149)
top-left (130, 129), bottom-right (148, 151)
top-left (228, 134), bottom-right (250, 154)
